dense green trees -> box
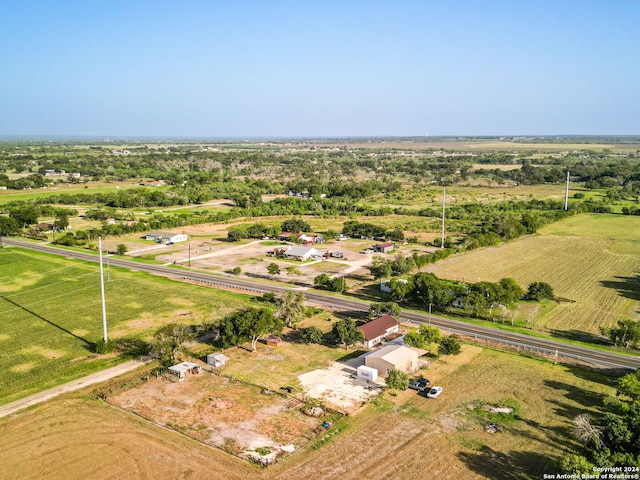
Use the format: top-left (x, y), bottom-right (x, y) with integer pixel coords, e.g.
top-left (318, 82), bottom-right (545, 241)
top-left (368, 302), bottom-right (401, 320)
top-left (562, 369), bottom-right (640, 472)
top-left (404, 325), bottom-right (442, 350)
top-left (600, 319), bottom-right (640, 348)
top-left (275, 291), bottom-right (305, 328)
top-left (281, 218), bottom-right (311, 233)
top-left (217, 308), bottom-right (283, 352)
top-left (0, 216), bottom-right (20, 243)
top-left (385, 369), bottom-right (410, 394)
top-left (438, 334), bottom-right (462, 355)
top-left (150, 323), bottom-right (195, 365)
top-left (299, 326), bottom-right (323, 345)
top-left (332, 319), bottom-right (364, 347)
top-left (525, 282), bottom-right (555, 301)
top-left (314, 274), bottom-right (347, 292)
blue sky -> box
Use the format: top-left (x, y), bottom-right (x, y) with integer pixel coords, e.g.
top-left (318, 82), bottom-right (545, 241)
top-left (1, 1), bottom-right (639, 137)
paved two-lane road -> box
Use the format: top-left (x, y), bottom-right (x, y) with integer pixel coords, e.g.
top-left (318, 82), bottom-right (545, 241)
top-left (4, 238), bottom-right (640, 372)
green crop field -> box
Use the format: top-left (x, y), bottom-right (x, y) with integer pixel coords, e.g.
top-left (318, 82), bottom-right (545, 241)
top-left (0, 248), bottom-right (252, 405)
top-left (427, 214), bottom-right (640, 336)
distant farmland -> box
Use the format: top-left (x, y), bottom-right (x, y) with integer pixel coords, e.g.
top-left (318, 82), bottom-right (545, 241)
top-left (0, 248), bottom-right (252, 405)
top-left (426, 214), bottom-right (640, 335)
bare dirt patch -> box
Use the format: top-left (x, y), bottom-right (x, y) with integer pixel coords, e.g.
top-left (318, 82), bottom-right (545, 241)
top-left (110, 371), bottom-right (324, 464)
top-left (298, 361), bottom-right (383, 413)
top-left (10, 362), bottom-right (36, 373)
top-left (19, 345), bottom-right (66, 359)
top-left (0, 273), bottom-right (44, 293)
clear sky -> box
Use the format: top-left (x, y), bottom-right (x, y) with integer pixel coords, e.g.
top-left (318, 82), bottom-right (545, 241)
top-left (1, 0), bottom-right (639, 137)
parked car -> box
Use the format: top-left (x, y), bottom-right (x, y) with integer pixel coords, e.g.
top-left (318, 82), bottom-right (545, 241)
top-left (408, 377), bottom-right (430, 392)
top-left (330, 251), bottom-right (343, 258)
top-left (362, 248), bottom-right (374, 254)
top-left (426, 386), bottom-right (443, 398)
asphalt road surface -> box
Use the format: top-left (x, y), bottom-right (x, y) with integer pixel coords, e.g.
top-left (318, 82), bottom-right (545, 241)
top-left (5, 238), bottom-right (640, 373)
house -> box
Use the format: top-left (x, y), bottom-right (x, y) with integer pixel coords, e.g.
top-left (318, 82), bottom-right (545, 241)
top-left (373, 242), bottom-right (394, 254)
top-left (380, 278), bottom-right (408, 293)
top-left (206, 353), bottom-right (230, 368)
top-left (168, 361), bottom-right (201, 381)
top-left (266, 335), bottom-right (282, 347)
top-left (362, 345), bottom-right (426, 376)
top-left (35, 223), bottom-right (55, 232)
top-left (145, 231), bottom-right (188, 244)
top-left (283, 246), bottom-right (321, 261)
top-left (357, 314), bottom-right (400, 349)
top-left (299, 234), bottom-right (325, 245)
top-left (278, 232), bottom-right (293, 241)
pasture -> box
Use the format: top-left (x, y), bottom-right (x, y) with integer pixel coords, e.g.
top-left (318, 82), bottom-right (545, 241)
top-left (0, 248), bottom-right (252, 405)
top-left (0, 180), bottom-right (147, 204)
top-left (427, 214), bottom-right (640, 335)
top-left (0, 346), bottom-right (616, 480)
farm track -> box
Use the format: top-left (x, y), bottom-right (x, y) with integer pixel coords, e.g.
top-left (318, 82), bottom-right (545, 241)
top-left (5, 238), bottom-right (640, 371)
top-left (0, 358), bottom-right (149, 419)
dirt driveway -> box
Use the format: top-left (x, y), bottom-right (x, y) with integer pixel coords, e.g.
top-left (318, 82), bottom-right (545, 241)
top-left (298, 358), bottom-right (384, 414)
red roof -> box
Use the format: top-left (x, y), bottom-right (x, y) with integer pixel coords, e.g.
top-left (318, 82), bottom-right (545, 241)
top-left (357, 315), bottom-right (399, 341)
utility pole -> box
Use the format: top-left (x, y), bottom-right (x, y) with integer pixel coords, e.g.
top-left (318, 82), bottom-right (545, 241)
top-left (441, 188), bottom-right (446, 248)
top-left (98, 237), bottom-right (108, 342)
top-left (564, 171), bottom-right (570, 211)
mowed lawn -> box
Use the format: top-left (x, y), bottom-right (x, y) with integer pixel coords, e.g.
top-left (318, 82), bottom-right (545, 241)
top-left (0, 248), bottom-right (252, 405)
top-left (0, 347), bottom-right (617, 480)
top-left (426, 214), bottom-right (640, 334)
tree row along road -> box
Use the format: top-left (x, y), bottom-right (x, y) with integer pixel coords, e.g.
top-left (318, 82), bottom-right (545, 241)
top-left (5, 238), bottom-right (640, 371)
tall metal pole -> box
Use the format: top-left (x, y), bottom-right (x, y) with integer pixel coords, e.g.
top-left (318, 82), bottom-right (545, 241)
top-left (564, 171), bottom-right (570, 211)
top-left (98, 237), bottom-right (108, 342)
top-left (441, 188), bottom-right (446, 248)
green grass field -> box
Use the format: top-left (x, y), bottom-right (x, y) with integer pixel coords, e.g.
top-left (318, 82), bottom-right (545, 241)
top-left (427, 214), bottom-right (640, 336)
top-left (0, 181), bottom-right (149, 204)
top-left (0, 248), bottom-right (253, 405)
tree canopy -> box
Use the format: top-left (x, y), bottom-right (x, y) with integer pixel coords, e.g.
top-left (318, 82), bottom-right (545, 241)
top-left (218, 307), bottom-right (283, 352)
top-left (332, 319), bottom-right (364, 347)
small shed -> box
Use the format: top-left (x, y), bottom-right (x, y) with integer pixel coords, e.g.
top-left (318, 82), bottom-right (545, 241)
top-left (266, 336), bottom-right (282, 347)
top-left (168, 361), bottom-right (201, 381)
top-left (373, 243), bottom-right (394, 254)
top-left (357, 365), bottom-right (378, 382)
top-left (206, 353), bottom-right (230, 368)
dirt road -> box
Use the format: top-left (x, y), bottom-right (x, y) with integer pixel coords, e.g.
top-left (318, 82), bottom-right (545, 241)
top-left (0, 358), bottom-right (150, 419)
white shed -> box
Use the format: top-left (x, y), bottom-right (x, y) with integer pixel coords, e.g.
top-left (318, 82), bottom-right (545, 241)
top-left (168, 361), bottom-right (201, 381)
top-left (207, 353), bottom-right (230, 368)
top-left (356, 365), bottom-right (378, 382)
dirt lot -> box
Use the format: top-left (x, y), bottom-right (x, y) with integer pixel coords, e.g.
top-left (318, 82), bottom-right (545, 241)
top-left (298, 359), bottom-right (384, 413)
top-left (110, 371), bottom-right (324, 464)
top-left (114, 230), bottom-right (380, 287)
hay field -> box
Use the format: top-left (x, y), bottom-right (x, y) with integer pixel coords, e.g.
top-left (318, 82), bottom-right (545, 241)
top-left (426, 214), bottom-right (640, 334)
top-left (0, 347), bottom-right (616, 480)
top-left (0, 248), bottom-right (252, 405)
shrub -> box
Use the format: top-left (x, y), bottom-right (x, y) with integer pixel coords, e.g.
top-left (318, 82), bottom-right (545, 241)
top-left (94, 338), bottom-right (116, 354)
